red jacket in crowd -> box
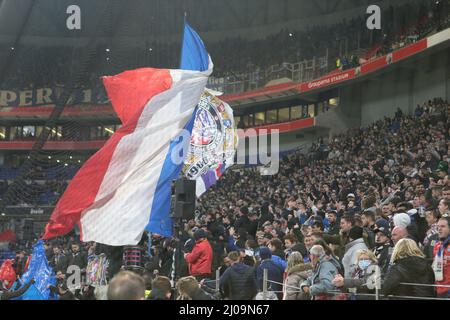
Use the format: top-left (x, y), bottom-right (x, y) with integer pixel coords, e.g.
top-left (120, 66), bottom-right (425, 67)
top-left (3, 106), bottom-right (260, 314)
top-left (184, 239), bottom-right (213, 276)
top-left (433, 240), bottom-right (450, 297)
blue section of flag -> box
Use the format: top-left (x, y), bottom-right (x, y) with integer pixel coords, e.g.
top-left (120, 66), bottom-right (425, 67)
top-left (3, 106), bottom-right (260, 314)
top-left (145, 114), bottom-right (196, 236)
top-left (17, 240), bottom-right (56, 300)
top-left (180, 23), bottom-right (209, 72)
top-left (145, 22), bottom-right (208, 237)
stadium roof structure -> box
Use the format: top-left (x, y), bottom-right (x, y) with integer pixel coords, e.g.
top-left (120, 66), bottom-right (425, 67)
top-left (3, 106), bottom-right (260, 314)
top-left (0, 0), bottom-right (416, 46)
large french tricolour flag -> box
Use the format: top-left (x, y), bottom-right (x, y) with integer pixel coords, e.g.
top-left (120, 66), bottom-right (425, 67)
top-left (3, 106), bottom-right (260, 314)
top-left (43, 23), bottom-right (212, 245)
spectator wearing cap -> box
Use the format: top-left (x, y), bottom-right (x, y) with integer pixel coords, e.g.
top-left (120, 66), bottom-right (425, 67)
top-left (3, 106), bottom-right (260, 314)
top-left (342, 226), bottom-right (368, 278)
top-left (256, 247), bottom-right (284, 299)
top-left (373, 219), bottom-right (393, 277)
top-left (347, 192), bottom-right (361, 212)
top-left (184, 229), bottom-right (213, 282)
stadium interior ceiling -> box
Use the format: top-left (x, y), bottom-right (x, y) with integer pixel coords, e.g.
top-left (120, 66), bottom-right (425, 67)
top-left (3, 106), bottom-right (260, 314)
top-left (0, 0), bottom-right (428, 43)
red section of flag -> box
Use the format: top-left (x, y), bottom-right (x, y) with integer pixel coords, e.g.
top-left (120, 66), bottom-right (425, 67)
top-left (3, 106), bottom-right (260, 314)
top-left (103, 68), bottom-right (173, 124)
top-left (43, 69), bottom-right (173, 240)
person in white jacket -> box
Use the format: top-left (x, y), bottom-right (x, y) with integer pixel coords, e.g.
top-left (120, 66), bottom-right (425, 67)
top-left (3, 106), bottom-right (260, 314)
top-left (342, 226), bottom-right (368, 278)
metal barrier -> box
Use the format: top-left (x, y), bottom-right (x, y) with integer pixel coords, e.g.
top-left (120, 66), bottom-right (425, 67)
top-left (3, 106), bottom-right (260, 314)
top-left (207, 53), bottom-right (330, 95)
top-left (261, 272), bottom-right (450, 300)
top-left (204, 266), bottom-right (450, 300)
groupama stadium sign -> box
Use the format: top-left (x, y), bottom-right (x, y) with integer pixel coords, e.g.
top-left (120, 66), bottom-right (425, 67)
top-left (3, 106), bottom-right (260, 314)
top-left (304, 71), bottom-right (354, 90)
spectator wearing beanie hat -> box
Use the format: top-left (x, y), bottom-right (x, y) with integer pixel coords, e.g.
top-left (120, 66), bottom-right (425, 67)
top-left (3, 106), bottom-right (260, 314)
top-left (184, 229), bottom-right (213, 282)
top-left (256, 247), bottom-right (284, 299)
top-left (393, 213), bottom-right (411, 229)
top-left (373, 219), bottom-right (393, 277)
top-left (342, 226), bottom-right (368, 278)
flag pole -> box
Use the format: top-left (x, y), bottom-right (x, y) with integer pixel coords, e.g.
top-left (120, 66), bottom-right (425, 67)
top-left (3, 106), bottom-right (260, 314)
top-left (173, 11), bottom-right (189, 285)
top-left (179, 12), bottom-right (187, 69)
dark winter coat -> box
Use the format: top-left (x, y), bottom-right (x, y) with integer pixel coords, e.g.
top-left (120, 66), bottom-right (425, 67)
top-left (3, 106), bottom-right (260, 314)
top-left (220, 263), bottom-right (257, 300)
top-left (382, 256), bottom-right (436, 299)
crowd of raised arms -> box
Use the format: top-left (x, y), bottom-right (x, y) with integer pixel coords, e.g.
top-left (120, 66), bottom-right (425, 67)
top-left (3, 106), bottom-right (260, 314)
top-left (1, 97), bottom-right (449, 300)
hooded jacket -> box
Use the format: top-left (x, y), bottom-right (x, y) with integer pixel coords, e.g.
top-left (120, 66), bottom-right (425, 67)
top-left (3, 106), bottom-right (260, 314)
top-left (342, 238), bottom-right (368, 278)
top-left (271, 254), bottom-right (287, 271)
top-left (256, 259), bottom-right (284, 295)
top-left (220, 262), bottom-right (257, 300)
top-left (283, 263), bottom-right (313, 300)
top-left (382, 256), bottom-right (435, 298)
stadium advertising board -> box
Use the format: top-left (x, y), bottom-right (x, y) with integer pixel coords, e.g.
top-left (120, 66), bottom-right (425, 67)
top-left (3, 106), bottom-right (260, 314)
top-left (0, 87), bottom-right (107, 107)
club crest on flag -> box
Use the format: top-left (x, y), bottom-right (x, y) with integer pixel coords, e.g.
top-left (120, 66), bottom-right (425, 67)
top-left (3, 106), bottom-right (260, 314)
top-left (183, 91), bottom-right (237, 181)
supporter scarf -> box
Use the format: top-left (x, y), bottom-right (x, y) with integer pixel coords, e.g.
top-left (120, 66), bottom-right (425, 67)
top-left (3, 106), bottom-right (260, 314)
top-left (433, 236), bottom-right (450, 282)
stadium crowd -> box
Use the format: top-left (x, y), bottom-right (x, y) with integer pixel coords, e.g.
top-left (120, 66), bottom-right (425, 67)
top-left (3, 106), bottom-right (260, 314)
top-left (1, 97), bottom-right (449, 300)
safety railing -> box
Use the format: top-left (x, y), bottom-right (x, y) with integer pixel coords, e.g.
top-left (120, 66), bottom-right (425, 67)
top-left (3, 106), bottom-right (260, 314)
top-left (207, 52), bottom-right (329, 95)
top-left (261, 269), bottom-right (450, 301)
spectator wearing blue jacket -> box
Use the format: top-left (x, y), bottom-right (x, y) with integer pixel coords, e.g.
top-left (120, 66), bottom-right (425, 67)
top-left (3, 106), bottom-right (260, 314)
top-left (267, 239), bottom-right (287, 271)
top-left (256, 247), bottom-right (284, 299)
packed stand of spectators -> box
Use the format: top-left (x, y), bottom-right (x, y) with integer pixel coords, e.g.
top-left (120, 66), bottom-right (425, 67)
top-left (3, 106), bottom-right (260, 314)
top-left (374, 1), bottom-right (450, 58)
top-left (1, 97), bottom-right (449, 300)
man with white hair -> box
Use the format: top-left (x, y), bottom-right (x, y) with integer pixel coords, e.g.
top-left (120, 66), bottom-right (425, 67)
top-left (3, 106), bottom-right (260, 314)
top-left (391, 226), bottom-right (408, 245)
top-left (300, 245), bottom-right (339, 300)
